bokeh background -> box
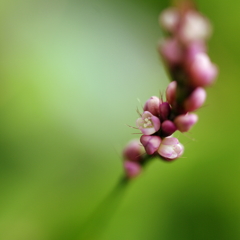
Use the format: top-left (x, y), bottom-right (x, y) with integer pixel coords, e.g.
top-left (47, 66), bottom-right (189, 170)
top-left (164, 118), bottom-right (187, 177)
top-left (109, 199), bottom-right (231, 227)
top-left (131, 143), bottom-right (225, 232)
top-left (0, 0), bottom-right (239, 239)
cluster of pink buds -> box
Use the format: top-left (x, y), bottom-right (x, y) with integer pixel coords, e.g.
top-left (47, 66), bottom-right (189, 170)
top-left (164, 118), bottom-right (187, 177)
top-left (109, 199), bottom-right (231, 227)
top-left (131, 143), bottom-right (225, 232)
top-left (122, 1), bottom-right (218, 179)
top-left (137, 95), bottom-right (184, 160)
top-left (158, 1), bottom-right (218, 90)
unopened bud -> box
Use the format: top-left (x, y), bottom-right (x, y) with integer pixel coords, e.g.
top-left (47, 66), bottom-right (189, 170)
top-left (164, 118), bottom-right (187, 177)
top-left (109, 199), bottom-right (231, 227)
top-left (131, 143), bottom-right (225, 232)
top-left (143, 96), bottom-right (162, 117)
top-left (157, 137), bottom-right (184, 160)
top-left (188, 53), bottom-right (218, 87)
top-left (159, 7), bottom-right (180, 32)
top-left (136, 111), bottom-right (161, 135)
top-left (179, 11), bottom-right (212, 43)
top-left (166, 81), bottom-right (177, 105)
top-left (174, 113), bottom-right (198, 132)
top-left (123, 139), bottom-right (144, 162)
top-left (140, 135), bottom-right (162, 155)
top-left (161, 120), bottom-right (177, 136)
top-left (124, 161), bottom-right (141, 179)
top-left (159, 102), bottom-right (171, 121)
top-left (158, 38), bottom-right (183, 66)
top-left (185, 41), bottom-right (206, 64)
top-left (184, 87), bottom-right (206, 112)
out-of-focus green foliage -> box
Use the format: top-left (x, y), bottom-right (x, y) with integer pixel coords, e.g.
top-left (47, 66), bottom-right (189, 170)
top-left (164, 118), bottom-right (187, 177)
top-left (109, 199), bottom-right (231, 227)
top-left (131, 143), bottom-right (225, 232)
top-left (0, 0), bottom-right (239, 239)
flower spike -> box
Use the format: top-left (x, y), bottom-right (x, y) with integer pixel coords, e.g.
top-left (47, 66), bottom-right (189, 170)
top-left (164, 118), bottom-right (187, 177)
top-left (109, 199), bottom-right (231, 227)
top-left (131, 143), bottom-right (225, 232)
top-left (123, 0), bottom-right (217, 179)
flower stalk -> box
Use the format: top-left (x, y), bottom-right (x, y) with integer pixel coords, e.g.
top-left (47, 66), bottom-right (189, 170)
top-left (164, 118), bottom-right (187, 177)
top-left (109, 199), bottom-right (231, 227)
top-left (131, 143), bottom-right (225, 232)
top-left (79, 1), bottom-right (218, 238)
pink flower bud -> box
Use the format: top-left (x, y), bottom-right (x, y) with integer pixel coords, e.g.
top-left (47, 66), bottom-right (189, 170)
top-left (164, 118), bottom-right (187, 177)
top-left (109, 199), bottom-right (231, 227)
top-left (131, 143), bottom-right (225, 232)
top-left (158, 38), bottom-right (183, 66)
top-left (166, 81), bottom-right (177, 105)
top-left (179, 11), bottom-right (212, 44)
top-left (140, 135), bottom-right (162, 155)
top-left (159, 7), bottom-right (180, 33)
top-left (159, 102), bottom-right (171, 121)
top-left (174, 113), bottom-right (198, 132)
top-left (123, 139), bottom-right (144, 162)
top-left (188, 53), bottom-right (218, 87)
top-left (184, 87), bottom-right (206, 112)
top-left (136, 111), bottom-right (161, 135)
top-left (161, 120), bottom-right (177, 136)
top-left (143, 96), bottom-right (162, 117)
top-left (157, 137), bottom-right (184, 160)
top-left (185, 41), bottom-right (206, 64)
top-left (124, 161), bottom-right (141, 179)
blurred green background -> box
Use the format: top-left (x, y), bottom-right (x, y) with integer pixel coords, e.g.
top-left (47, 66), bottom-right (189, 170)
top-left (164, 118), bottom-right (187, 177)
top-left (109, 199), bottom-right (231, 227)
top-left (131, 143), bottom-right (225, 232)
top-left (0, 0), bottom-right (239, 239)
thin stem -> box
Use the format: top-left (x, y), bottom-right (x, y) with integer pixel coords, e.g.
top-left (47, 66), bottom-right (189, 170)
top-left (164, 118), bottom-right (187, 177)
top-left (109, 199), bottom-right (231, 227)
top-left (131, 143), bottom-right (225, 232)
top-left (77, 176), bottom-right (129, 240)
top-left (70, 156), bottom-right (155, 240)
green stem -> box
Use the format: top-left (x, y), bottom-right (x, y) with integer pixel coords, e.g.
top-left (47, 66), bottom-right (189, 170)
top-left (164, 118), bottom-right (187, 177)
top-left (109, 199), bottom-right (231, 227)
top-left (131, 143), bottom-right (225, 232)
top-left (77, 176), bottom-right (129, 240)
top-left (59, 156), bottom-right (155, 240)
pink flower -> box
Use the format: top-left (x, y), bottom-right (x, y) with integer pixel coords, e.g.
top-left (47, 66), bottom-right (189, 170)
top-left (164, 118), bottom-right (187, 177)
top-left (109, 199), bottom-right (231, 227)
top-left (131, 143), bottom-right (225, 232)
top-left (184, 87), bottom-right (206, 112)
top-left (158, 38), bottom-right (183, 66)
top-left (158, 137), bottom-right (184, 160)
top-left (185, 41), bottom-right (207, 64)
top-left (123, 139), bottom-right (144, 162)
top-left (144, 96), bottom-right (162, 117)
top-left (159, 102), bottom-right (171, 121)
top-left (179, 11), bottom-right (212, 44)
top-left (174, 113), bottom-right (198, 132)
top-left (161, 120), bottom-right (177, 136)
top-left (136, 111), bottom-right (161, 135)
top-left (140, 135), bottom-right (162, 155)
top-left (188, 53), bottom-right (218, 87)
top-left (166, 81), bottom-right (177, 105)
top-left (159, 7), bottom-right (180, 33)
top-left (124, 161), bottom-right (141, 179)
